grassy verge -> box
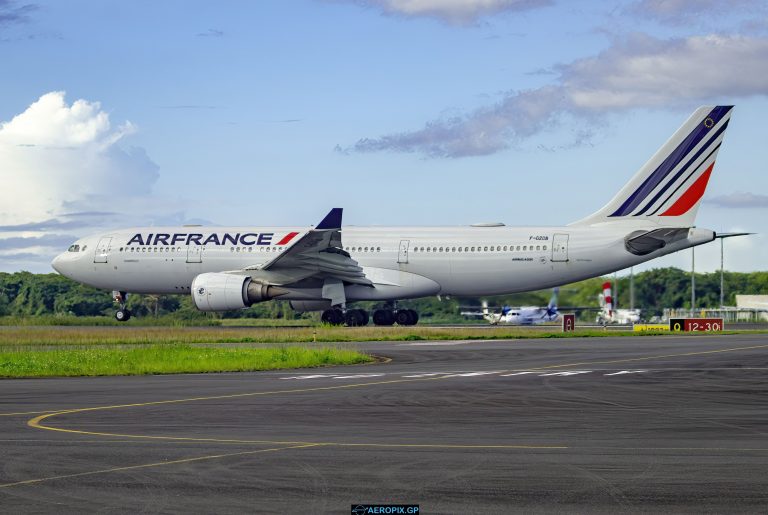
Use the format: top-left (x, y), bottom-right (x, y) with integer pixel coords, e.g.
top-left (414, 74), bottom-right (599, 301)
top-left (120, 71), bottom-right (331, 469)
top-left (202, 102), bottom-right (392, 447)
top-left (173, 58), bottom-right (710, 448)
top-left (0, 344), bottom-right (372, 378)
top-left (0, 325), bottom-right (764, 347)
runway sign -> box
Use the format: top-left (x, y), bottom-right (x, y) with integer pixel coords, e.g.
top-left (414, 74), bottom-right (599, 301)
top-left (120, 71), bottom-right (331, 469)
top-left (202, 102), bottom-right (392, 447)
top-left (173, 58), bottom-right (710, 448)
top-left (562, 313), bottom-right (575, 332)
top-left (668, 318), bottom-right (724, 332)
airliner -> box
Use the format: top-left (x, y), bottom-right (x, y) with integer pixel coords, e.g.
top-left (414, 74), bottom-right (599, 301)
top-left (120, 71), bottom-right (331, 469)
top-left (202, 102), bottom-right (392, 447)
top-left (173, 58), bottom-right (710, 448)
top-left (52, 106), bottom-right (732, 326)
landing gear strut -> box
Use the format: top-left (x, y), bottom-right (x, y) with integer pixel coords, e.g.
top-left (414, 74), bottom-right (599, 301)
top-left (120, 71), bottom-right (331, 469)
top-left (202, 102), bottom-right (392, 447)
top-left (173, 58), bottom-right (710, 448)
top-left (112, 290), bottom-right (131, 322)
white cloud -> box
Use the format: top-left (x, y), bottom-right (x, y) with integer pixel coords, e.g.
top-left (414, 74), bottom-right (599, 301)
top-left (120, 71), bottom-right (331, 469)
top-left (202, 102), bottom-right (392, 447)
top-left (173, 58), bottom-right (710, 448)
top-left (348, 33), bottom-right (768, 157)
top-left (704, 192), bottom-right (768, 208)
top-left (564, 34), bottom-right (768, 110)
top-left (0, 91), bottom-right (159, 226)
top-left (629, 0), bottom-right (763, 25)
top-left (346, 0), bottom-right (551, 25)
top-left (0, 91), bottom-right (173, 271)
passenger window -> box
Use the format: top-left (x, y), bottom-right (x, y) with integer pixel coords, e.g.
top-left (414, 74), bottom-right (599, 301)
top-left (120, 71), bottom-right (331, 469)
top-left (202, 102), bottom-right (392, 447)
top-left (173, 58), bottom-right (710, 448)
top-left (426, 247), bottom-right (431, 252)
top-left (536, 245), bottom-right (540, 251)
top-left (516, 245), bottom-right (521, 251)
top-left (457, 247), bottom-right (462, 252)
top-left (543, 245), bottom-right (547, 250)
top-left (503, 246), bottom-right (507, 251)
top-left (451, 247), bottom-right (456, 252)
top-left (377, 247), bottom-right (381, 252)
top-left (483, 246), bottom-right (488, 252)
top-left (439, 247), bottom-right (443, 252)
top-left (523, 246), bottom-right (527, 251)
top-left (471, 247), bottom-right (475, 252)
top-left (365, 247), bottom-right (369, 252)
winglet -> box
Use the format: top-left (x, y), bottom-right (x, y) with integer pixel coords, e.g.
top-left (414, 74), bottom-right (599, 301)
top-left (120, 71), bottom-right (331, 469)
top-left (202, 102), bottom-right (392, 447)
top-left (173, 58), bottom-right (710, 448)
top-left (316, 208), bottom-right (343, 230)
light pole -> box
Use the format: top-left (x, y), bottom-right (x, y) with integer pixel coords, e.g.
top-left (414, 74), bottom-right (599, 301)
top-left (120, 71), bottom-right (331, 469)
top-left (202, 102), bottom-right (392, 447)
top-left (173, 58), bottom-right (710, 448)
top-left (691, 246), bottom-right (696, 317)
top-left (715, 232), bottom-right (754, 311)
top-left (630, 266), bottom-right (635, 311)
top-left (720, 237), bottom-right (724, 309)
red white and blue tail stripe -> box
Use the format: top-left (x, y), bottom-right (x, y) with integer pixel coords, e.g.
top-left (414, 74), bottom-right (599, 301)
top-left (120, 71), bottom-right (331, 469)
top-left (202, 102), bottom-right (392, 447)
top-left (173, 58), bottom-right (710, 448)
top-left (572, 106), bottom-right (733, 227)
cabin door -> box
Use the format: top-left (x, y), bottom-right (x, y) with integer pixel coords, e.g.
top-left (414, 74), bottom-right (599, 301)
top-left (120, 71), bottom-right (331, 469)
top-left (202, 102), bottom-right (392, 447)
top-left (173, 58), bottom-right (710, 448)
top-left (551, 233), bottom-right (569, 262)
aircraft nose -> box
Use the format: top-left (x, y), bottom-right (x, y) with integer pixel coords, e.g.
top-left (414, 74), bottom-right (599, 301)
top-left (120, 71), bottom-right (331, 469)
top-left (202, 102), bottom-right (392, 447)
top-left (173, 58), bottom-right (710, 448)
top-left (51, 253), bottom-right (66, 275)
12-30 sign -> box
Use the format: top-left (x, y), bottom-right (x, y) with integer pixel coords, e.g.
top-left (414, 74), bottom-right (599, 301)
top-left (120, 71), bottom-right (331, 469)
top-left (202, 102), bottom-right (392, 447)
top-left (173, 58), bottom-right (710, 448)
top-left (669, 318), bottom-right (723, 332)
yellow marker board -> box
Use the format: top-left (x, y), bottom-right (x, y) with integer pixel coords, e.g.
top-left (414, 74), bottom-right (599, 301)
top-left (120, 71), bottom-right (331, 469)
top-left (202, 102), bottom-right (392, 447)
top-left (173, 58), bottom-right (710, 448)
top-left (633, 324), bottom-right (670, 332)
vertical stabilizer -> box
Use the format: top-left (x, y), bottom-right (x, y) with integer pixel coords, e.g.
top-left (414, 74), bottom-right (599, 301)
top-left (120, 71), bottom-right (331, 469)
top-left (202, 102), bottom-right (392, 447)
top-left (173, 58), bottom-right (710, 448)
top-left (571, 106), bottom-right (733, 227)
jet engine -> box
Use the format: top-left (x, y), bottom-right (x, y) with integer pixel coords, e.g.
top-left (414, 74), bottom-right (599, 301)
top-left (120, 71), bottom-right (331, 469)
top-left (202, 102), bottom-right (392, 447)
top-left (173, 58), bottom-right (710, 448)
top-left (191, 272), bottom-right (287, 312)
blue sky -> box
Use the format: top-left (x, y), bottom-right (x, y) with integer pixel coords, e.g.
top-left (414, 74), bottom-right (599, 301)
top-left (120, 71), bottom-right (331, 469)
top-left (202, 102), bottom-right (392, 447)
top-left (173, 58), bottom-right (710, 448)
top-left (0, 0), bottom-right (766, 275)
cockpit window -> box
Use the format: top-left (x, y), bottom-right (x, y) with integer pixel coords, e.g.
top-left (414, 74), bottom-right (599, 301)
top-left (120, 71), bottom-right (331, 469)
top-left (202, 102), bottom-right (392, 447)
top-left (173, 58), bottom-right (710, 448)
top-left (67, 244), bottom-right (81, 252)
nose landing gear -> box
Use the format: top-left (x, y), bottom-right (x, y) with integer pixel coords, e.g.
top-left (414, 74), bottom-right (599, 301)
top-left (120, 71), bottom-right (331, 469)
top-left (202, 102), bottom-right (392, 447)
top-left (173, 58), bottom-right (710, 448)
top-left (112, 290), bottom-right (131, 322)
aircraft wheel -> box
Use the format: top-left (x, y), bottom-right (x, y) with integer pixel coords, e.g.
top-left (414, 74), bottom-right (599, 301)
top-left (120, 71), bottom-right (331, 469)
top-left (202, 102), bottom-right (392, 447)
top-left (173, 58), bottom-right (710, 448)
top-left (405, 309), bottom-right (419, 326)
top-left (115, 309), bottom-right (131, 322)
top-left (321, 308), bottom-right (345, 325)
top-left (372, 309), bottom-right (395, 326)
top-left (344, 309), bottom-right (368, 327)
top-left (395, 309), bottom-right (416, 326)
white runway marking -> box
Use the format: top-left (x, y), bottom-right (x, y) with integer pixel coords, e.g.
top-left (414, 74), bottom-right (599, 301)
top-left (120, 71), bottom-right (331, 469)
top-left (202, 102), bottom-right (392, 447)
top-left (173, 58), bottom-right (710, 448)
top-left (278, 369), bottom-right (660, 381)
top-left (279, 374), bottom-right (333, 380)
top-left (441, 371), bottom-right (502, 378)
top-left (331, 374), bottom-right (385, 379)
top-left (539, 371), bottom-right (592, 377)
top-left (396, 340), bottom-right (490, 346)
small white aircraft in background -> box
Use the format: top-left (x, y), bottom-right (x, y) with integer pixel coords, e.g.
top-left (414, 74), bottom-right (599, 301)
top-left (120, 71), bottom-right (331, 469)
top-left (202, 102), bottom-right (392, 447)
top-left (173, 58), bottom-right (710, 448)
top-left (464, 289), bottom-right (561, 325)
top-left (596, 281), bottom-right (641, 324)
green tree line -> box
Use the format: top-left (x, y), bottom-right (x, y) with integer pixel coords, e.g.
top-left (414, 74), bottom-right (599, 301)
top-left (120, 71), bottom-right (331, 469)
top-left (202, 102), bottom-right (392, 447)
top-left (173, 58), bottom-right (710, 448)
top-left (0, 268), bottom-right (765, 322)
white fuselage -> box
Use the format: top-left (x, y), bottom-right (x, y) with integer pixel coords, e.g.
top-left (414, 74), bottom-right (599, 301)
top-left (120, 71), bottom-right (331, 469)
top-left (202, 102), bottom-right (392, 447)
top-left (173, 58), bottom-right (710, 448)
top-left (52, 224), bottom-right (715, 302)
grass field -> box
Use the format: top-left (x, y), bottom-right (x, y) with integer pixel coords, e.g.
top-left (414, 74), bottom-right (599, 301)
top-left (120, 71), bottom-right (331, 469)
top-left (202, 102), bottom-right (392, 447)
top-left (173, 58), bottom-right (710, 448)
top-left (0, 344), bottom-right (372, 378)
top-left (1, 325), bottom-right (764, 378)
top-left (1, 325), bottom-right (761, 348)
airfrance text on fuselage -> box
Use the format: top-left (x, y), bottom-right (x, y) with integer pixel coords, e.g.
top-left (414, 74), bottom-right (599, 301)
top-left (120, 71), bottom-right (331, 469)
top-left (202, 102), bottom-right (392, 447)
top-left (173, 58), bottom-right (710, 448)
top-left (126, 232), bottom-right (299, 247)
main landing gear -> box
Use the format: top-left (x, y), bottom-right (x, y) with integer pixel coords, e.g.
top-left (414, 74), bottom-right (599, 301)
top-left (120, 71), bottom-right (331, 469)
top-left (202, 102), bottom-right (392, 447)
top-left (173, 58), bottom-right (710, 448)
top-left (112, 290), bottom-right (131, 322)
top-left (320, 307), bottom-right (418, 327)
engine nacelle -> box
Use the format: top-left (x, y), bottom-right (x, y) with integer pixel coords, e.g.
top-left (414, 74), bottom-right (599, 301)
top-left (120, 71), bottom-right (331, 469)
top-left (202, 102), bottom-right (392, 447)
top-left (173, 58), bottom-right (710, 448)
top-left (191, 273), bottom-right (287, 312)
top-left (289, 300), bottom-right (333, 313)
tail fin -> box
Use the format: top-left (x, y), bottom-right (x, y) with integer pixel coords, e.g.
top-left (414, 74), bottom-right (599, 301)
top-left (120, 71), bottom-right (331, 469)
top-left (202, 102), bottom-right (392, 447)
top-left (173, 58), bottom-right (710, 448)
top-left (571, 106), bottom-right (733, 227)
top-left (548, 288), bottom-right (559, 310)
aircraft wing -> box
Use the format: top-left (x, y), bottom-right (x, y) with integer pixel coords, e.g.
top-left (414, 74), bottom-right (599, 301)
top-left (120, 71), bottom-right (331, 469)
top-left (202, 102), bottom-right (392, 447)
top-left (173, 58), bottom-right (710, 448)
top-left (242, 208), bottom-right (372, 287)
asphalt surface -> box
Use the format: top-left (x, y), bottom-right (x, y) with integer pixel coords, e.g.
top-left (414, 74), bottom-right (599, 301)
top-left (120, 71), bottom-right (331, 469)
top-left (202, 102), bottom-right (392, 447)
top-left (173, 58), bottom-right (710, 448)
top-left (1, 334), bottom-right (767, 514)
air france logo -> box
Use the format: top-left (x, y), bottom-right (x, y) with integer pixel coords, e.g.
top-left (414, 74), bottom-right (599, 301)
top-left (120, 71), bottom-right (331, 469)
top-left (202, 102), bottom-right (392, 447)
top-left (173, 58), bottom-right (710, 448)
top-left (126, 232), bottom-right (299, 246)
